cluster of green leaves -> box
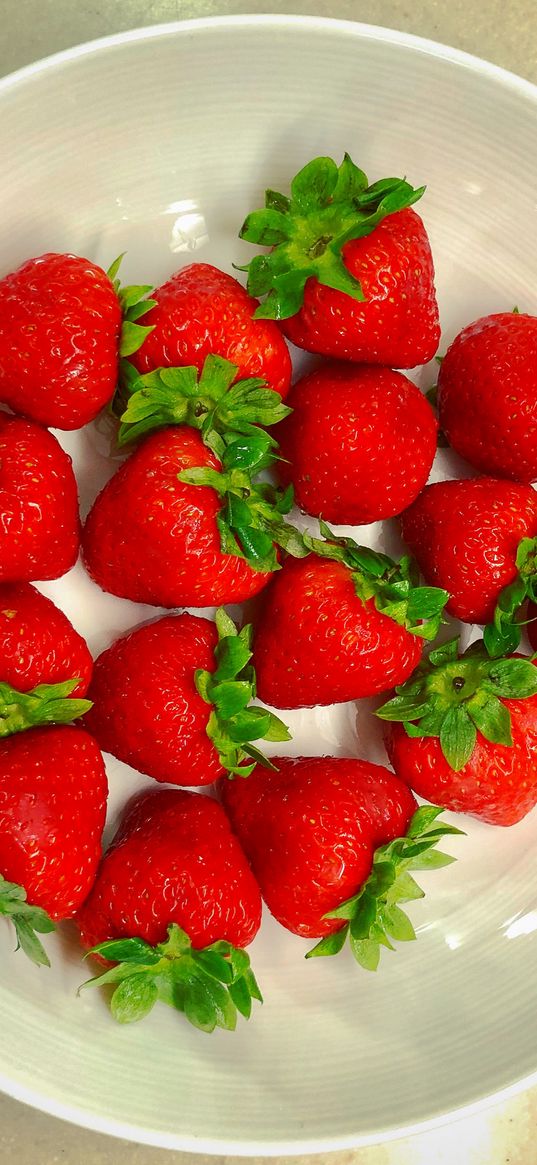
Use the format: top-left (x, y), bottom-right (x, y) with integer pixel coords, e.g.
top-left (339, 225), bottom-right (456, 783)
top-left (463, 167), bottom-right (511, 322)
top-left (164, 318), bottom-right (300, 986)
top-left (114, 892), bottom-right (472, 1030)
top-left (484, 536), bottom-right (537, 657)
top-left (107, 254), bottom-right (156, 358)
top-left (0, 679), bottom-right (91, 739)
top-left (304, 522), bottom-right (449, 640)
top-left (307, 807), bottom-right (463, 970)
top-left (237, 153), bottom-right (425, 320)
top-left (80, 923), bottom-right (262, 1032)
top-left (377, 637), bottom-right (537, 770)
top-left (195, 608), bottom-right (290, 776)
top-left (0, 876), bottom-right (55, 967)
top-left (115, 353), bottom-right (291, 459)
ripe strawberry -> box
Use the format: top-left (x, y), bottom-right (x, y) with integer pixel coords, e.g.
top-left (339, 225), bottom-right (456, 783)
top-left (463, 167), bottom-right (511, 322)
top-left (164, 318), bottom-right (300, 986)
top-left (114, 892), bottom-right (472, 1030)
top-left (0, 583), bottom-right (92, 696)
top-left (82, 426), bottom-right (304, 608)
top-left (401, 477), bottom-right (537, 654)
top-left (219, 756), bottom-right (460, 969)
top-left (239, 154), bottom-right (440, 367)
top-left (77, 788), bottom-right (262, 1031)
top-left (0, 253), bottom-right (123, 430)
top-left (437, 312), bottom-right (537, 482)
top-left (84, 608), bottom-right (289, 785)
top-left (379, 638), bottom-right (537, 825)
top-left (129, 262), bottom-right (291, 398)
top-left (252, 529), bottom-right (448, 708)
top-left (277, 363), bottom-right (437, 525)
top-left (0, 721), bottom-right (107, 965)
top-left (0, 415), bottom-right (80, 583)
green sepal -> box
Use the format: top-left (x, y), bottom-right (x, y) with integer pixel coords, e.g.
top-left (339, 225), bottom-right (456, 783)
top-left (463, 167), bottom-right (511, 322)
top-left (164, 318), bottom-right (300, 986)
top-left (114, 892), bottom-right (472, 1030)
top-left (115, 353), bottom-right (291, 457)
top-left (107, 254), bottom-right (156, 358)
top-left (484, 536), bottom-right (537, 658)
top-left (306, 807), bottom-right (463, 968)
top-left (0, 875), bottom-right (55, 967)
top-left (238, 153), bottom-right (425, 320)
top-left (303, 522), bottom-right (448, 640)
top-left (196, 608), bottom-right (290, 777)
top-left (79, 923), bottom-right (262, 1032)
top-left (377, 637), bottom-right (537, 770)
top-left (178, 437), bottom-right (308, 573)
top-left (0, 679), bottom-right (92, 739)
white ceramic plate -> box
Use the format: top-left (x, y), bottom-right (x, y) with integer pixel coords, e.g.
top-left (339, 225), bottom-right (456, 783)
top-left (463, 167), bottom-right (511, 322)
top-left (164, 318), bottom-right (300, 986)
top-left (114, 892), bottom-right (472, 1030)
top-left (1, 15), bottom-right (537, 1155)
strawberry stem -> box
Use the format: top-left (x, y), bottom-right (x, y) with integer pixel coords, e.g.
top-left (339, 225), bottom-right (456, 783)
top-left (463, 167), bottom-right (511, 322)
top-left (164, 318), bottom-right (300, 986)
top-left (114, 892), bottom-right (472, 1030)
top-left (0, 680), bottom-right (92, 739)
top-left (0, 876), bottom-right (55, 967)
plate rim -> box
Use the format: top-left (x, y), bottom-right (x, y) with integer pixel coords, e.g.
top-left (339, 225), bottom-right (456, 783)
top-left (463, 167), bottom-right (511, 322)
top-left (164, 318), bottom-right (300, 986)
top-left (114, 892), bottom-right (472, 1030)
top-left (1, 11), bottom-right (537, 1154)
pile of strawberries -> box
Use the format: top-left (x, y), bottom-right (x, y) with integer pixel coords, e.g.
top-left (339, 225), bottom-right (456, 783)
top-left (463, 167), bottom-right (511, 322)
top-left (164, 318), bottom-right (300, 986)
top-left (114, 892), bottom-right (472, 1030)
top-left (1, 153), bottom-right (536, 1034)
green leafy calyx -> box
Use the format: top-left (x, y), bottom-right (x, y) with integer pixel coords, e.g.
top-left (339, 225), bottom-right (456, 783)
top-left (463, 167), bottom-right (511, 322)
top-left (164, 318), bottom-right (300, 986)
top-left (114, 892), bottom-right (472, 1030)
top-left (196, 608), bottom-right (291, 777)
top-left (0, 679), bottom-right (92, 739)
top-left (178, 435), bottom-right (308, 573)
top-left (304, 522), bottom-right (448, 640)
top-left (377, 637), bottom-right (537, 770)
top-left (107, 254), bottom-right (156, 358)
top-left (306, 806), bottom-right (463, 969)
top-left (80, 923), bottom-right (262, 1032)
top-left (115, 354), bottom-right (291, 457)
top-left (237, 153), bottom-right (425, 320)
top-left (0, 875), bottom-right (55, 967)
top-left (484, 536), bottom-right (537, 657)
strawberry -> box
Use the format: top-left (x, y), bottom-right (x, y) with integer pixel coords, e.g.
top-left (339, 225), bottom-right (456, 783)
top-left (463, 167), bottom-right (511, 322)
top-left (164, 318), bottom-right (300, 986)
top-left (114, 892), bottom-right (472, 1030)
top-left (129, 262), bottom-right (292, 398)
top-left (219, 756), bottom-right (460, 969)
top-left (0, 582), bottom-right (92, 696)
top-left (238, 154), bottom-right (440, 367)
top-left (82, 426), bottom-right (305, 608)
top-left (77, 788), bottom-right (262, 1031)
top-left (401, 477), bottom-right (537, 654)
top-left (0, 415), bottom-right (80, 583)
top-left (84, 608), bottom-right (289, 784)
top-left (378, 638), bottom-right (537, 825)
top-left (0, 253), bottom-right (123, 430)
top-left (437, 312), bottom-right (537, 482)
top-left (252, 528), bottom-right (448, 708)
top-left (277, 363), bottom-right (437, 525)
top-left (0, 716), bottom-right (107, 966)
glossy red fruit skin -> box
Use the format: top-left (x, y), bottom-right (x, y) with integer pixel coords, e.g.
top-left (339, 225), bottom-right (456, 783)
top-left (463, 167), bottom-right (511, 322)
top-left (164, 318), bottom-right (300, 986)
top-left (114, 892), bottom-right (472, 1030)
top-left (401, 477), bottom-right (537, 625)
top-left (277, 363), bottom-right (438, 524)
top-left (0, 725), bottom-right (108, 918)
top-left (77, 787), bottom-right (262, 951)
top-left (0, 253), bottom-right (121, 430)
top-left (437, 313), bottom-right (537, 483)
top-left (252, 555), bottom-right (423, 708)
top-left (219, 756), bottom-right (416, 938)
top-left (386, 674), bottom-right (537, 826)
top-left (0, 582), bottom-right (92, 696)
top-left (0, 415), bottom-right (80, 583)
top-left (85, 614), bottom-right (221, 786)
top-left (131, 262), bottom-right (292, 398)
top-left (528, 601), bottom-right (537, 651)
top-left (82, 427), bottom-right (272, 608)
top-left (280, 209), bottom-right (440, 367)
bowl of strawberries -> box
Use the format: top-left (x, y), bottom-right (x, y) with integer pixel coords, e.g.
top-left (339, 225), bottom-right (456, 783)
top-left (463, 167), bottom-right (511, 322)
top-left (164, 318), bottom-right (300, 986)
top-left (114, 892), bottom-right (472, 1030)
top-left (1, 12), bottom-right (537, 1155)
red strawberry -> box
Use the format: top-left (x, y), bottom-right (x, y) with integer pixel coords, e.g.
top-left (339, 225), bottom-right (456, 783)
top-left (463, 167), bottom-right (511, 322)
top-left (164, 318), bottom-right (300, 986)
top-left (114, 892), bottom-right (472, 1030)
top-left (277, 363), bottom-right (437, 525)
top-left (77, 788), bottom-right (263, 1031)
top-left (0, 415), bottom-right (80, 583)
top-left (0, 583), bottom-right (92, 696)
top-left (252, 532), bottom-right (448, 708)
top-left (82, 426), bottom-right (304, 608)
top-left (401, 477), bottom-right (537, 653)
top-left (0, 722), bottom-right (107, 964)
top-left (130, 262), bottom-right (291, 398)
top-left (84, 609), bottom-right (289, 785)
top-left (219, 756), bottom-right (459, 968)
top-left (0, 253), bottom-right (123, 430)
top-left (437, 312), bottom-right (537, 482)
top-left (379, 638), bottom-right (537, 825)
top-left (239, 154), bottom-right (439, 368)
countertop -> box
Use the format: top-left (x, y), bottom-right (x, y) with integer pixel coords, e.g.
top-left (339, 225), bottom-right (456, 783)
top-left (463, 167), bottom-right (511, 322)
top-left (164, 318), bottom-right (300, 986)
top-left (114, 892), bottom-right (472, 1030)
top-left (1, 1), bottom-right (536, 1162)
